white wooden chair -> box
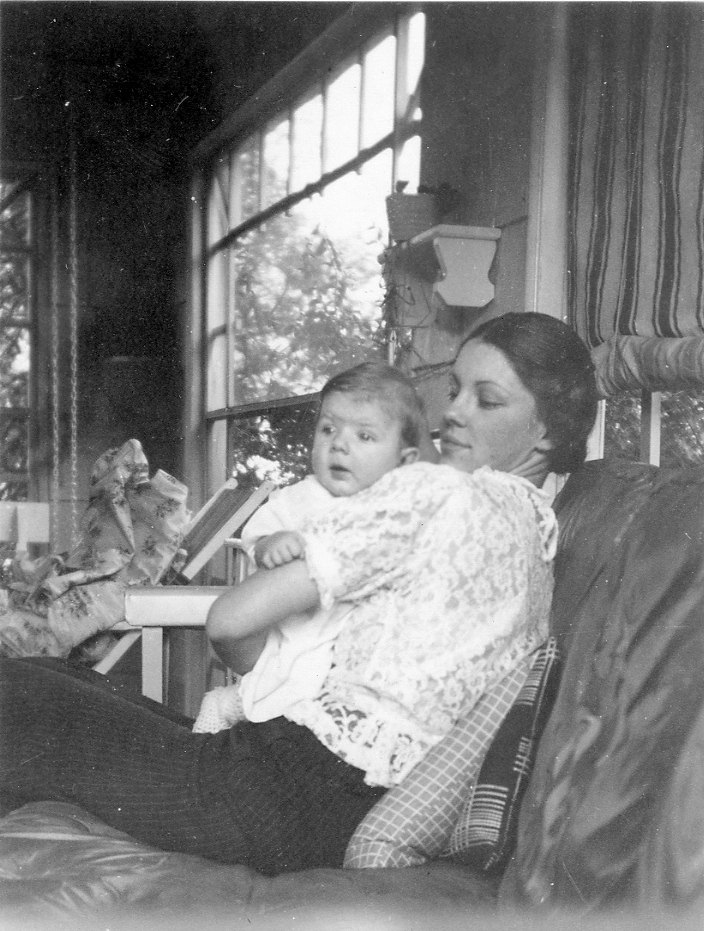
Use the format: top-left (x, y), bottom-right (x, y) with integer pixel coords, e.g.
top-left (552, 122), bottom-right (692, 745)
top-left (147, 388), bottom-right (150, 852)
top-left (95, 479), bottom-right (275, 702)
top-left (0, 502), bottom-right (50, 550)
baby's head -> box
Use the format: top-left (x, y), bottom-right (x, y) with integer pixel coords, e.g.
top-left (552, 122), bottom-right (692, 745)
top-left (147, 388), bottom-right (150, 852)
top-left (312, 362), bottom-right (425, 497)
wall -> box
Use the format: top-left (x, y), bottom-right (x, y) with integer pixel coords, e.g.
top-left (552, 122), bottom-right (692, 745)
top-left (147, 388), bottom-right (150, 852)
top-left (410, 3), bottom-right (538, 427)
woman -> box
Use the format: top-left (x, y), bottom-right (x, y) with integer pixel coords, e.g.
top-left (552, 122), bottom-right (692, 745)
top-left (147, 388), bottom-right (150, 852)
top-left (0, 312), bottom-right (597, 876)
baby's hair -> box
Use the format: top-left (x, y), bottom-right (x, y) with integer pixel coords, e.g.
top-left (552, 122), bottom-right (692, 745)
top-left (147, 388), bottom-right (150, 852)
top-left (320, 361), bottom-right (426, 448)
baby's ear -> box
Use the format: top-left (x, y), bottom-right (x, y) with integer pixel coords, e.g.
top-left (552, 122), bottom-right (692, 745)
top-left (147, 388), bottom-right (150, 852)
top-left (399, 446), bottom-right (420, 465)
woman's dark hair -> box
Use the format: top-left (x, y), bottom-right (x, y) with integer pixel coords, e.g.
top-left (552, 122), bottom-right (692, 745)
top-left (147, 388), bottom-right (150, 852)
top-left (464, 312), bottom-right (598, 474)
top-left (320, 361), bottom-right (426, 448)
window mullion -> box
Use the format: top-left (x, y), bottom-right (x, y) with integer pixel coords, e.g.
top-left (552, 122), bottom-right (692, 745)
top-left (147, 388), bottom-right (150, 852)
top-left (640, 390), bottom-right (661, 465)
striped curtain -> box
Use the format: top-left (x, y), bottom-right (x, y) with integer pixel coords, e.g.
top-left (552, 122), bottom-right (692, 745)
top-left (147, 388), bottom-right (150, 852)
top-left (568, 4), bottom-right (704, 369)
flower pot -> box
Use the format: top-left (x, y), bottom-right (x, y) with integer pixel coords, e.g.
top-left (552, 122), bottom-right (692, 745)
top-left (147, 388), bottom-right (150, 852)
top-left (385, 193), bottom-right (439, 242)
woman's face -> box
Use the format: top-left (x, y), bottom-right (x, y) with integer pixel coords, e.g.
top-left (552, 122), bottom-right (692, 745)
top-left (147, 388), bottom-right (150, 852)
top-left (440, 339), bottom-right (551, 474)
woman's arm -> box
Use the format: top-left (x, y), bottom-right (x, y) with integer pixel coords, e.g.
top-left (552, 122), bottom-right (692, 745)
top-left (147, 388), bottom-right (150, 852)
top-left (206, 560), bottom-right (320, 673)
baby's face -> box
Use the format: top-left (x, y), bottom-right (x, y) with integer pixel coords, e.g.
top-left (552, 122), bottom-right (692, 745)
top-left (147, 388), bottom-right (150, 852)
top-left (311, 392), bottom-right (410, 496)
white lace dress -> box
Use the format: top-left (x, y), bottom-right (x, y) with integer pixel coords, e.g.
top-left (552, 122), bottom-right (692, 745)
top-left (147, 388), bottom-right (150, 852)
top-left (286, 461), bottom-right (558, 788)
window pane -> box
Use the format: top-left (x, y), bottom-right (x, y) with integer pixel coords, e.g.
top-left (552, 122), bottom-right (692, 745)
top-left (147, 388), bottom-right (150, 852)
top-left (262, 117), bottom-right (290, 209)
top-left (233, 135), bottom-right (261, 225)
top-left (604, 393), bottom-right (641, 461)
top-left (361, 33), bottom-right (395, 148)
top-left (324, 61), bottom-right (361, 172)
top-left (661, 390), bottom-right (704, 467)
top-left (0, 481), bottom-right (27, 501)
top-left (0, 186), bottom-right (29, 248)
top-left (0, 254), bottom-right (29, 322)
top-left (0, 412), bottom-right (28, 474)
top-left (291, 92), bottom-right (323, 190)
top-left (206, 160), bottom-right (230, 247)
top-left (229, 201), bottom-right (385, 407)
top-left (405, 12), bottom-right (426, 104)
top-left (0, 327), bottom-right (29, 406)
top-left (396, 134), bottom-right (422, 194)
top-left (229, 399), bottom-right (319, 490)
top-left (206, 249), bottom-right (229, 411)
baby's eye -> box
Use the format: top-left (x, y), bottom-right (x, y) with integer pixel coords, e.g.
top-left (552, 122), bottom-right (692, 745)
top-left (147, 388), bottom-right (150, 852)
top-left (358, 431), bottom-right (375, 442)
top-left (320, 424), bottom-right (334, 435)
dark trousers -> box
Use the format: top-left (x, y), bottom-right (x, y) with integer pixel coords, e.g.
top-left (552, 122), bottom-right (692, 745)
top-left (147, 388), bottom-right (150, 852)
top-left (0, 657), bottom-right (384, 875)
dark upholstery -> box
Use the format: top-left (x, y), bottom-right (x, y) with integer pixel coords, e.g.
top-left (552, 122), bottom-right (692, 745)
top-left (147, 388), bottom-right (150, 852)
top-left (2, 459), bottom-right (704, 924)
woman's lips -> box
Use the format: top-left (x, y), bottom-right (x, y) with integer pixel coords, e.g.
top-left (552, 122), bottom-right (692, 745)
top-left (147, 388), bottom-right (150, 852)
top-left (440, 434), bottom-right (469, 450)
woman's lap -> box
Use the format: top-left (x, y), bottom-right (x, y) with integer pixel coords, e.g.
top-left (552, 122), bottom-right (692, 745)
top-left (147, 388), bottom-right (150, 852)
top-left (0, 656), bottom-right (384, 874)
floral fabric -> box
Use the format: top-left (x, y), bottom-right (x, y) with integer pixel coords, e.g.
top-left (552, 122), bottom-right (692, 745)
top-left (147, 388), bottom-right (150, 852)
top-left (287, 461), bottom-right (557, 788)
top-left (0, 439), bottom-right (189, 659)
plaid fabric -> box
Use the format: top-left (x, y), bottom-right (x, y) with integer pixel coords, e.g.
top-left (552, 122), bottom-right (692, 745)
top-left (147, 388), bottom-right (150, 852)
top-left (443, 637), bottom-right (562, 872)
top-left (343, 657), bottom-right (532, 869)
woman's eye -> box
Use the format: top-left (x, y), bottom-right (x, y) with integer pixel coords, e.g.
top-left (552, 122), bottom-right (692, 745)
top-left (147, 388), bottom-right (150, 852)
top-left (478, 397), bottom-right (501, 409)
top-left (447, 384), bottom-right (459, 401)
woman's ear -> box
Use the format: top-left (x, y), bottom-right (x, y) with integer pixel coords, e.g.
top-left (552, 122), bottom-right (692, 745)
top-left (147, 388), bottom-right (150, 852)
top-left (400, 446), bottom-right (420, 465)
top-left (533, 418), bottom-right (553, 454)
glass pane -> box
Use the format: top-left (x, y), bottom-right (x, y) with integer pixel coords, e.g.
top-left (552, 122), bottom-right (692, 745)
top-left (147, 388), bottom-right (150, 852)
top-left (361, 33), bottom-right (395, 148)
top-left (206, 160), bottom-right (230, 248)
top-left (0, 327), bottom-right (30, 406)
top-left (604, 393), bottom-right (641, 461)
top-left (0, 412), bottom-right (28, 474)
top-left (291, 92), bottom-right (323, 191)
top-left (0, 254), bottom-right (29, 322)
top-left (605, 390), bottom-right (704, 466)
top-left (229, 398), bottom-right (319, 490)
top-left (262, 117), bottom-right (290, 209)
top-left (405, 12), bottom-right (426, 104)
top-left (0, 481), bottom-right (27, 501)
top-left (324, 61), bottom-right (361, 172)
top-left (229, 188), bottom-right (386, 407)
top-left (661, 390), bottom-right (704, 467)
top-left (232, 135), bottom-right (261, 225)
top-left (0, 186), bottom-right (29, 248)
top-left (206, 249), bottom-right (228, 412)
top-left (396, 134), bottom-right (422, 194)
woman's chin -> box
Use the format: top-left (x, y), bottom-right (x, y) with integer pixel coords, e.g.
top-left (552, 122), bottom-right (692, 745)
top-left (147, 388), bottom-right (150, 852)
top-left (439, 446), bottom-right (479, 473)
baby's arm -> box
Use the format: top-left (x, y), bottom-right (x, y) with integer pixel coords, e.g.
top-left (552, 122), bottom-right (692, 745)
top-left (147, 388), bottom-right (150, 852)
top-left (253, 530), bottom-right (305, 569)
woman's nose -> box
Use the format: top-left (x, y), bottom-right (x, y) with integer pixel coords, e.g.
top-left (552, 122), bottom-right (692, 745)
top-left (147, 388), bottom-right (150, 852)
top-left (443, 396), bottom-right (467, 427)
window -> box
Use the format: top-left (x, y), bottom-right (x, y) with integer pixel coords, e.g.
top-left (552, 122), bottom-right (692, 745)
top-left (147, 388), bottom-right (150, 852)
top-left (604, 390), bottom-right (704, 467)
top-left (0, 178), bottom-right (35, 500)
top-left (194, 9), bottom-right (426, 494)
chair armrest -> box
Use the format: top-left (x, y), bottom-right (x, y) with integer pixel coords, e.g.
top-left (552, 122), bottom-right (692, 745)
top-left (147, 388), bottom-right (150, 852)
top-left (124, 586), bottom-right (230, 628)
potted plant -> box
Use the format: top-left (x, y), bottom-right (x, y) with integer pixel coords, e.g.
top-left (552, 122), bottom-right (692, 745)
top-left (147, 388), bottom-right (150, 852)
top-left (385, 181), bottom-right (461, 242)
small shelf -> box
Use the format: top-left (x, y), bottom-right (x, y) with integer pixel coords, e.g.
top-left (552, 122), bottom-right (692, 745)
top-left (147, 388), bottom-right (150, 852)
top-left (390, 224), bottom-right (501, 309)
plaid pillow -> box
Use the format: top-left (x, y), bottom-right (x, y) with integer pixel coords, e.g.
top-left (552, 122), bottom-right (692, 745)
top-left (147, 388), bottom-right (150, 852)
top-left (343, 657), bottom-right (533, 869)
top-left (442, 637), bottom-right (562, 873)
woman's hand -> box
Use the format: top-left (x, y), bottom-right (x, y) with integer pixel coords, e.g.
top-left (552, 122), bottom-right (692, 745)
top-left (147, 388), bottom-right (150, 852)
top-left (206, 560), bottom-right (321, 673)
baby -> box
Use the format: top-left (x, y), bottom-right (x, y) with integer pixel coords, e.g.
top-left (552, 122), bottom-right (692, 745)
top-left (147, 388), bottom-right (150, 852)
top-left (193, 361), bottom-right (426, 732)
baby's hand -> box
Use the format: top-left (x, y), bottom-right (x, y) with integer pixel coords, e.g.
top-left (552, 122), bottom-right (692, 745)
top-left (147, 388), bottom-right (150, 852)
top-left (254, 531), bottom-right (305, 569)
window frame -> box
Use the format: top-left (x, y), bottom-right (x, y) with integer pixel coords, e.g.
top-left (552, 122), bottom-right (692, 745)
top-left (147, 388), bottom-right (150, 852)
top-left (185, 4), bottom-right (425, 505)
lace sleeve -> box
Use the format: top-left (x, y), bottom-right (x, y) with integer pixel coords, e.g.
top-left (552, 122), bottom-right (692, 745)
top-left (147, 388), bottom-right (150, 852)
top-left (301, 462), bottom-right (477, 610)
